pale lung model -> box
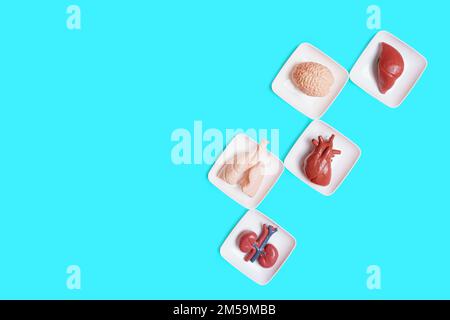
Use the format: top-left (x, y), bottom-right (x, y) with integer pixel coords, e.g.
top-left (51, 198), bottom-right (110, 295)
top-left (240, 161), bottom-right (265, 197)
top-left (218, 140), bottom-right (269, 197)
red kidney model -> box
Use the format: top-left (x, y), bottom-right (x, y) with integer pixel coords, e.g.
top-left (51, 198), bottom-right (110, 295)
top-left (239, 224), bottom-right (279, 268)
top-left (303, 135), bottom-right (341, 187)
top-left (377, 42), bottom-right (405, 94)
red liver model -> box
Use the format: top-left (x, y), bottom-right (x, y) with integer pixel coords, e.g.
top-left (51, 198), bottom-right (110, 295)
top-left (239, 224), bottom-right (278, 269)
top-left (303, 135), bottom-right (341, 187)
top-left (377, 42), bottom-right (405, 94)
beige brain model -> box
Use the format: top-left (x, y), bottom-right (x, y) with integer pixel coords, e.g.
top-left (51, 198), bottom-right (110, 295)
top-left (291, 62), bottom-right (335, 97)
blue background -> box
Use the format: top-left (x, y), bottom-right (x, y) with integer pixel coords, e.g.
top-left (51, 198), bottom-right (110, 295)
top-left (0, 0), bottom-right (448, 299)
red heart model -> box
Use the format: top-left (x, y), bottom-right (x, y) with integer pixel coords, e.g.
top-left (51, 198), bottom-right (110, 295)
top-left (303, 135), bottom-right (341, 187)
top-left (238, 224), bottom-right (279, 268)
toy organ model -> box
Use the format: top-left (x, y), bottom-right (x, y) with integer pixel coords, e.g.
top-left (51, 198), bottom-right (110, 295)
top-left (218, 140), bottom-right (269, 197)
top-left (303, 134), bottom-right (341, 187)
top-left (238, 224), bottom-right (279, 268)
top-left (377, 42), bottom-right (405, 94)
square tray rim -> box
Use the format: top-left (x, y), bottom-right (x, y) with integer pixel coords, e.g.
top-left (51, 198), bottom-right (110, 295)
top-left (271, 42), bottom-right (350, 119)
top-left (349, 30), bottom-right (428, 108)
top-left (283, 119), bottom-right (362, 196)
top-left (219, 209), bottom-right (297, 286)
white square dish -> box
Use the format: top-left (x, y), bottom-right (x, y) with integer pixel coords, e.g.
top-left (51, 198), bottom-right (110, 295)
top-left (272, 43), bottom-right (349, 119)
top-left (220, 209), bottom-right (296, 286)
top-left (208, 134), bottom-right (284, 209)
top-left (350, 30), bottom-right (427, 108)
top-left (284, 120), bottom-right (361, 196)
